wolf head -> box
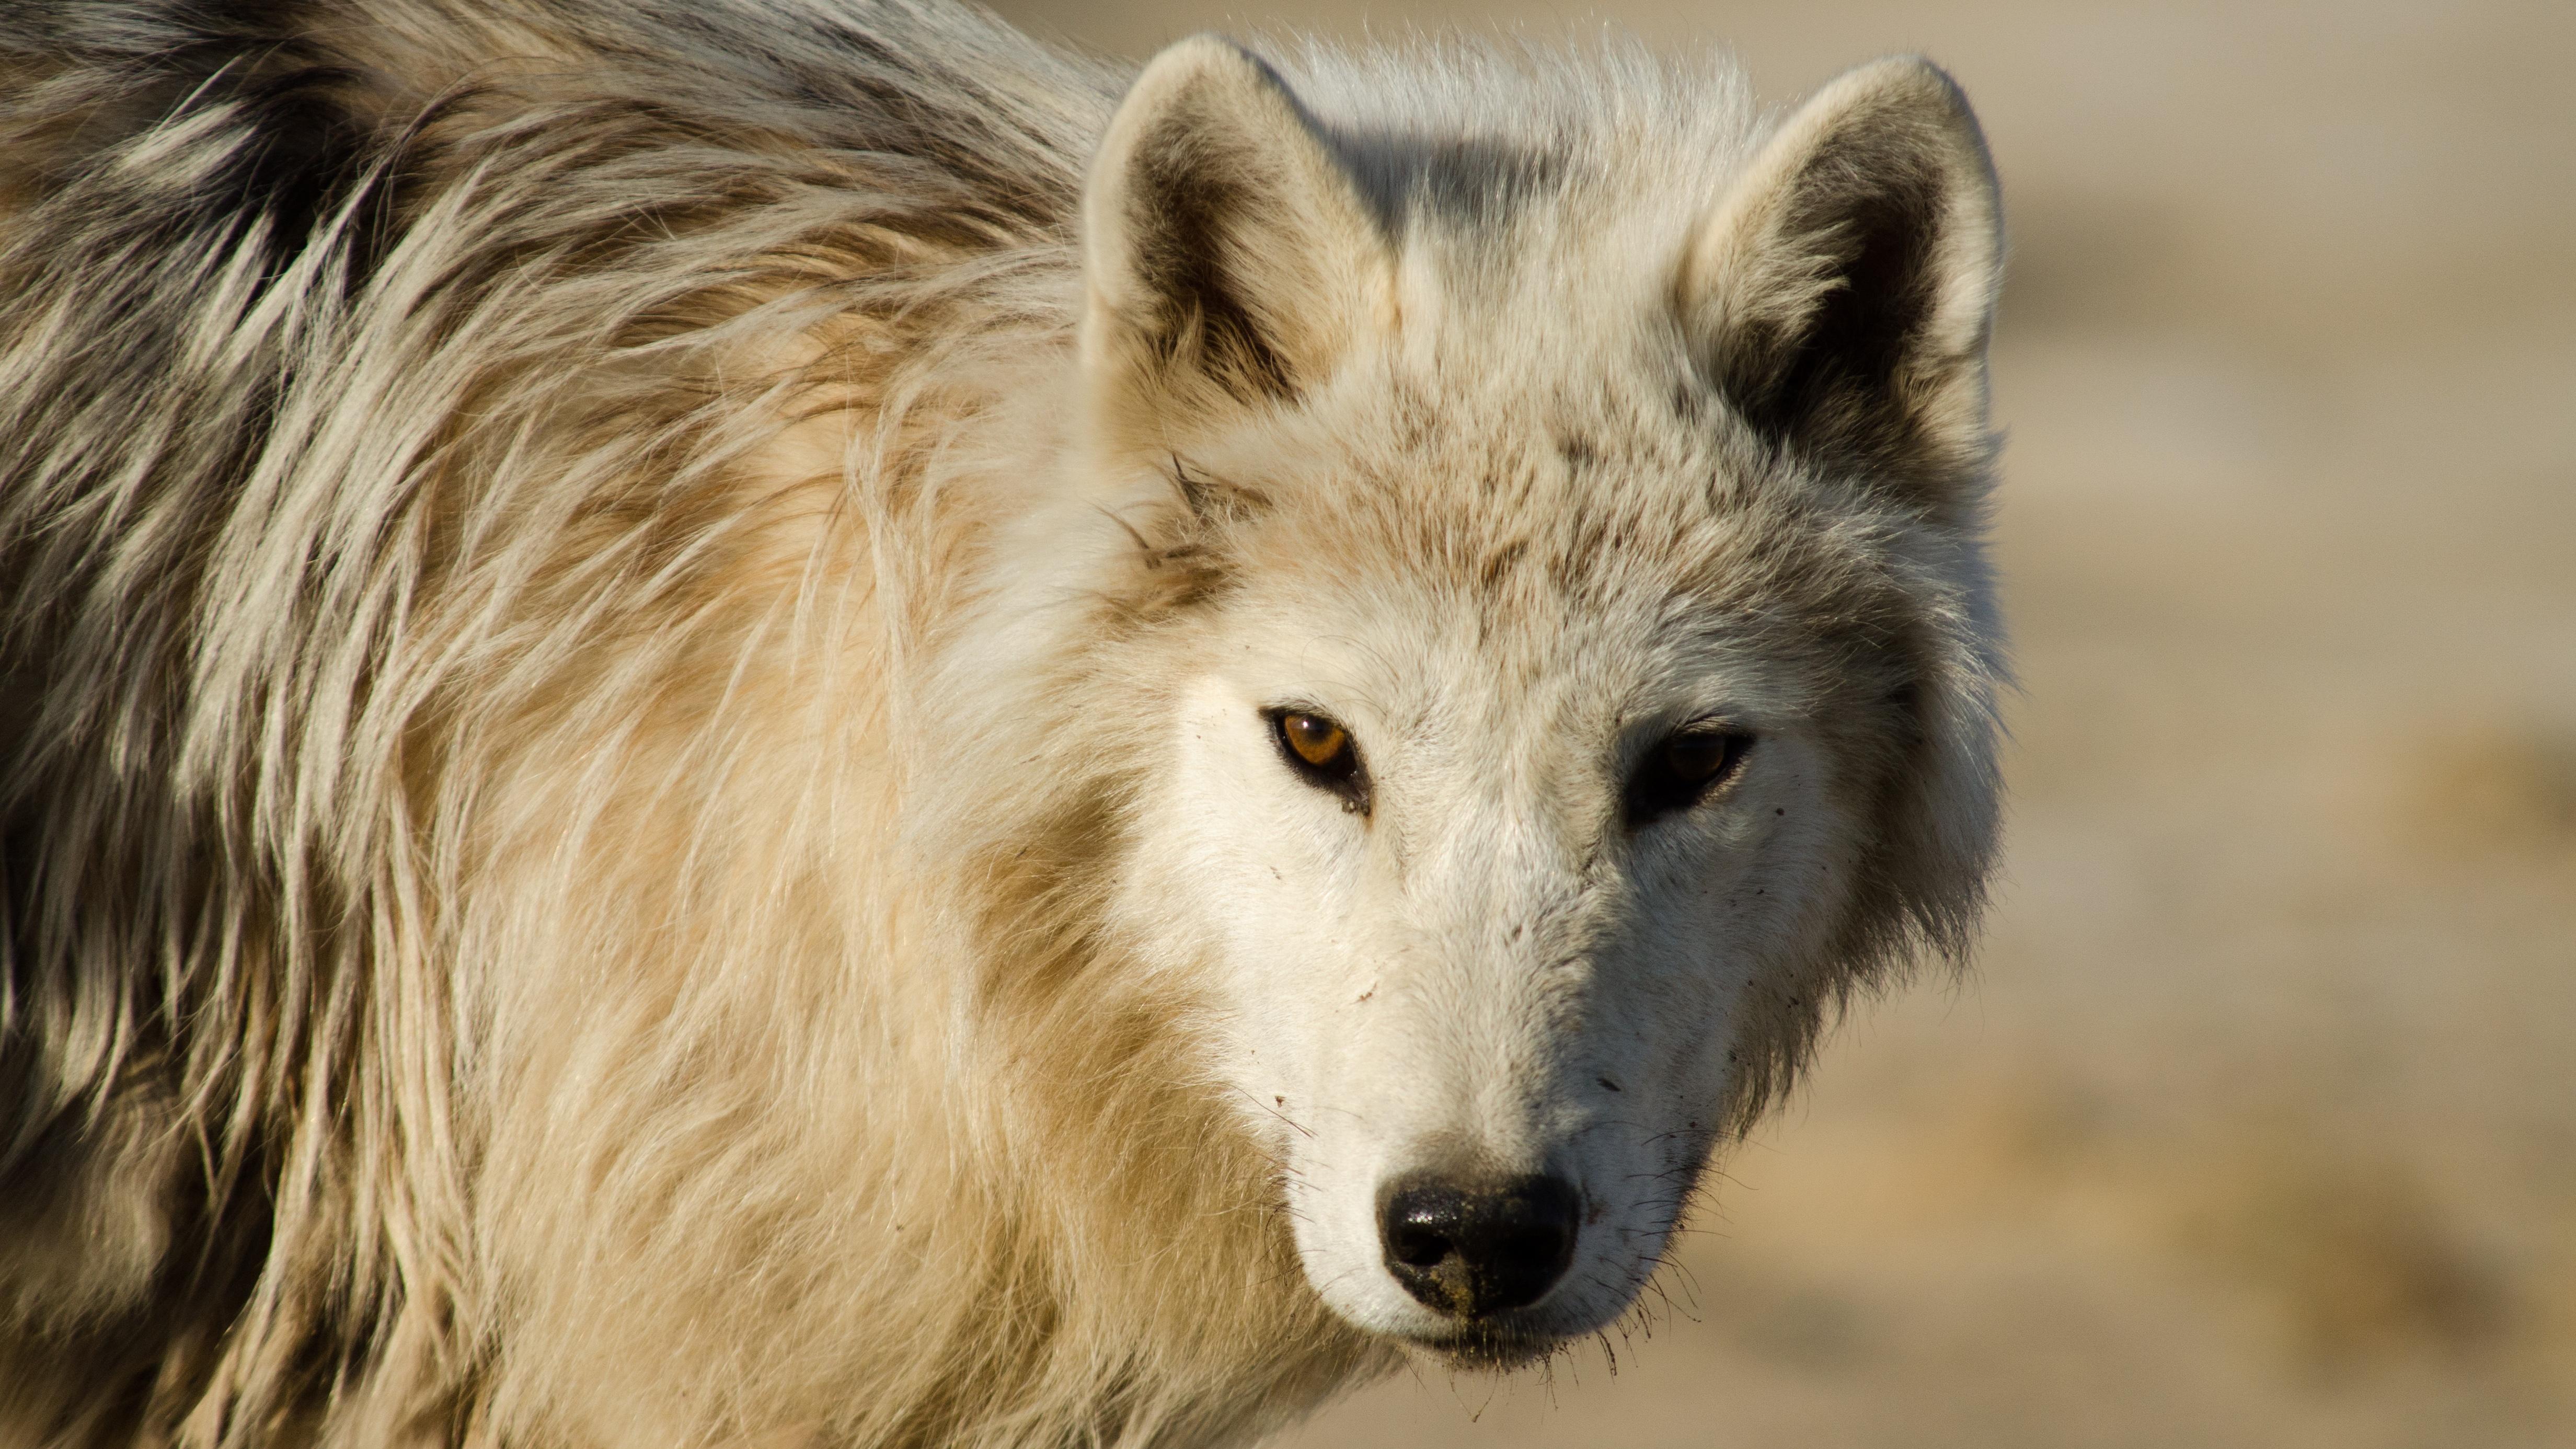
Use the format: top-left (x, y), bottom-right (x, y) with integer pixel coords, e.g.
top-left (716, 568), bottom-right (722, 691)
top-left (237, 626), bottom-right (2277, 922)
top-left (1063, 38), bottom-right (2004, 1366)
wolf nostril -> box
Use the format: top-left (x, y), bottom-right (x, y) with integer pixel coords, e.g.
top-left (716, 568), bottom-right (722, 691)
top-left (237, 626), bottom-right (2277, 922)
top-left (1376, 1172), bottom-right (1580, 1319)
top-left (1386, 1213), bottom-right (1454, 1270)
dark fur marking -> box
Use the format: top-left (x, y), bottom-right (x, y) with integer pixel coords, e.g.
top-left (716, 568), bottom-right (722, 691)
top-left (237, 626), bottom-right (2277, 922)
top-left (1167, 453), bottom-right (1274, 524)
top-left (7, 3), bottom-right (401, 292)
top-left (1704, 120), bottom-right (1978, 504)
top-left (1475, 537), bottom-right (1530, 596)
top-left (1329, 128), bottom-right (1559, 237)
top-left (1128, 113), bottom-right (1299, 400)
top-left (1741, 154), bottom-right (1938, 461)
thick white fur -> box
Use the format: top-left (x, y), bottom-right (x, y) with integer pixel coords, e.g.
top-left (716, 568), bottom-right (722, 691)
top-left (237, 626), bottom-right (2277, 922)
top-left (0, 3), bottom-right (2005, 1445)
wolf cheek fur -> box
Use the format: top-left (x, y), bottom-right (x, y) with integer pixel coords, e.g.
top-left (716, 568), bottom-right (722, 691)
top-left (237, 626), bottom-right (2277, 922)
top-left (0, 4), bottom-right (2003, 1446)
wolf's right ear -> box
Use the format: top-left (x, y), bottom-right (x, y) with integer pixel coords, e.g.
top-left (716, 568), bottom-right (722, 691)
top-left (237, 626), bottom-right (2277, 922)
top-left (1681, 58), bottom-right (2003, 510)
top-left (1081, 37), bottom-right (1391, 449)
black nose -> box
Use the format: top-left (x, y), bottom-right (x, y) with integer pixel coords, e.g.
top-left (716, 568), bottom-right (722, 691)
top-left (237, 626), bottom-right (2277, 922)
top-left (1377, 1171), bottom-right (1581, 1319)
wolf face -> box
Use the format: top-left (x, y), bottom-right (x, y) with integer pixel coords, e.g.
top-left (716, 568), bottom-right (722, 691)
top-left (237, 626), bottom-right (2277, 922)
top-left (1080, 39), bottom-right (2005, 1364)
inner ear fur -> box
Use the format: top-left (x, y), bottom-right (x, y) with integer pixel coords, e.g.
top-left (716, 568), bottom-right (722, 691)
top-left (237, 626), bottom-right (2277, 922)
top-left (1682, 58), bottom-right (2003, 507)
top-left (1081, 36), bottom-right (1391, 446)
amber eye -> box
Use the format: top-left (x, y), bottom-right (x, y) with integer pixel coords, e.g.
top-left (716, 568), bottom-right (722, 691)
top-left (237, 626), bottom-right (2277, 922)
top-left (1662, 733), bottom-right (1735, 785)
top-left (1625, 727), bottom-right (1755, 827)
top-left (1280, 712), bottom-right (1347, 767)
top-left (1266, 708), bottom-right (1368, 813)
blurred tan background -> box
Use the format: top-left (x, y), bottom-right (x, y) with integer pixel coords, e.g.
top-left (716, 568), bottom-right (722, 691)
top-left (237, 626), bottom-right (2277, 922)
top-left (996, 2), bottom-right (2576, 1443)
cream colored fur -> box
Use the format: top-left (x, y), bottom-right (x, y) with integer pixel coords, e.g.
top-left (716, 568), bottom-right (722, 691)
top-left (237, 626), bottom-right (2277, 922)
top-left (0, 3), bottom-right (2005, 1445)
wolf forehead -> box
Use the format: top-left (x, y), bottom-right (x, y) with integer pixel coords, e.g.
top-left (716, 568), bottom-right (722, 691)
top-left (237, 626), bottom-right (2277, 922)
top-left (1164, 407), bottom-right (1934, 714)
top-left (1184, 291), bottom-right (1927, 640)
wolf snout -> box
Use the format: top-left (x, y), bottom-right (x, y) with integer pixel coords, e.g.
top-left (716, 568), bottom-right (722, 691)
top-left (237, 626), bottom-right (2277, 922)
top-left (1375, 1171), bottom-right (1581, 1319)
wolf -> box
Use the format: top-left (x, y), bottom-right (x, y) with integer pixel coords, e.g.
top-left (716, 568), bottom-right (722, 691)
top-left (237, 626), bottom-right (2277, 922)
top-left (0, 1), bottom-right (2005, 1445)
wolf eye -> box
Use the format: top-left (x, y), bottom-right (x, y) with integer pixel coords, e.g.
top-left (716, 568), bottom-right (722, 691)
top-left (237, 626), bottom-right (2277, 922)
top-left (1281, 713), bottom-right (1346, 766)
top-left (1624, 727), bottom-right (1754, 827)
top-left (1266, 708), bottom-right (1368, 813)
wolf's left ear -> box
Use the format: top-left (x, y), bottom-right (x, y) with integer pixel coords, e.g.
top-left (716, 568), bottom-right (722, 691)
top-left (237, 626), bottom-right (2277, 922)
top-left (1681, 58), bottom-right (2002, 508)
top-left (1081, 37), bottom-right (1390, 449)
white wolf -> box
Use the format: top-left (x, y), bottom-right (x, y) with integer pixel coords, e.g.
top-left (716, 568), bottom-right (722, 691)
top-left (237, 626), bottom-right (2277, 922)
top-left (0, 2), bottom-right (2005, 1445)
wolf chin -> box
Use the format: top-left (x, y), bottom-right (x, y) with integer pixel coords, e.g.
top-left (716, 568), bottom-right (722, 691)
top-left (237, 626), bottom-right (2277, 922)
top-left (0, 2), bottom-right (2006, 1445)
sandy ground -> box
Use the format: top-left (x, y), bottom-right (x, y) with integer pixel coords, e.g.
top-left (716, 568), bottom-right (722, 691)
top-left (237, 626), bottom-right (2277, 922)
top-left (993, 2), bottom-right (2576, 1443)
